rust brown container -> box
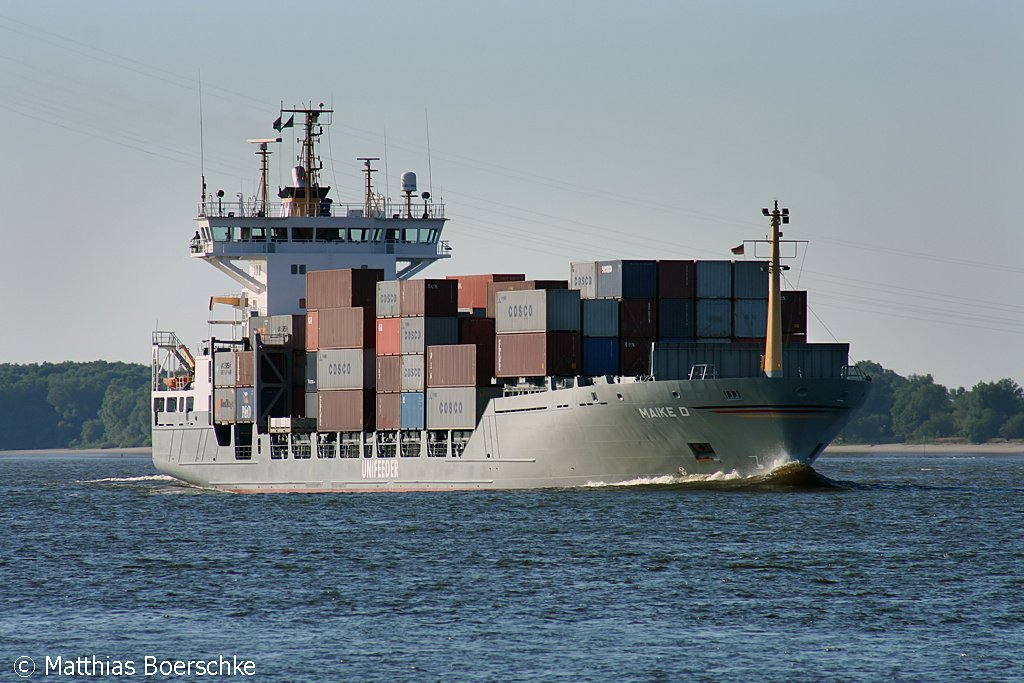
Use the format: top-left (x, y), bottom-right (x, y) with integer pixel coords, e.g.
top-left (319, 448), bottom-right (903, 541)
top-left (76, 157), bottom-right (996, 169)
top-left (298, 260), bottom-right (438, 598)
top-left (318, 389), bottom-right (375, 431)
top-left (375, 392), bottom-right (401, 430)
top-left (376, 355), bottom-right (402, 393)
top-left (305, 311), bottom-right (320, 352)
top-left (375, 318), bottom-right (401, 356)
top-left (458, 316), bottom-right (496, 346)
top-left (427, 344), bottom-right (494, 387)
top-left (485, 279), bottom-right (569, 318)
top-left (657, 260), bottom-right (696, 298)
top-left (619, 337), bottom-right (654, 376)
top-left (316, 307), bottom-right (375, 349)
top-left (306, 268), bottom-right (384, 310)
top-left (234, 351), bottom-right (255, 387)
top-left (619, 299), bottom-right (657, 338)
top-left (495, 332), bottom-right (580, 378)
top-left (400, 279), bottom-right (458, 317)
top-left (447, 273), bottom-right (525, 310)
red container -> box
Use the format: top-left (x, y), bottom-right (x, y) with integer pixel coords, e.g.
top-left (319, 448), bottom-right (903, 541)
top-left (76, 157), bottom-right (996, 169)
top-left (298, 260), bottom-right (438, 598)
top-left (485, 279), bottom-right (569, 318)
top-left (619, 299), bottom-right (657, 338)
top-left (318, 389), bottom-right (375, 431)
top-left (400, 279), bottom-right (458, 317)
top-left (317, 307), bottom-right (375, 349)
top-left (305, 311), bottom-right (319, 352)
top-left (427, 344), bottom-right (494, 387)
top-left (782, 290), bottom-right (807, 335)
top-left (495, 332), bottom-right (580, 378)
top-left (376, 355), bottom-right (402, 393)
top-left (375, 318), bottom-right (401, 356)
top-left (306, 268), bottom-right (384, 310)
top-left (447, 273), bottom-right (525, 310)
top-left (657, 260), bottom-right (696, 299)
top-left (619, 337), bottom-right (653, 376)
top-left (375, 392), bottom-right (401, 430)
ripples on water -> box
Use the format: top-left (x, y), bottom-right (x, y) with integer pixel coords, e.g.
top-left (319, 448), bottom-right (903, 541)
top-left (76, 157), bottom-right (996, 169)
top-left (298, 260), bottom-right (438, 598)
top-left (1, 452), bottom-right (1022, 682)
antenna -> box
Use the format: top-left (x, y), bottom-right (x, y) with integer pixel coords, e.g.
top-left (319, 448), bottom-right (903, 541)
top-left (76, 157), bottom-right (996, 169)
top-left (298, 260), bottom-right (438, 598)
top-left (198, 69), bottom-right (206, 215)
top-left (357, 157), bottom-right (380, 216)
top-left (424, 108), bottom-right (434, 195)
top-left (248, 138), bottom-right (282, 217)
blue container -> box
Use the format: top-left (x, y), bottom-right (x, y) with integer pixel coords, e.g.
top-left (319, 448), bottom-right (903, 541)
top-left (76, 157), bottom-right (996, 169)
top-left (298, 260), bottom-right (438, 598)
top-left (400, 392), bottom-right (425, 429)
top-left (733, 299), bottom-right (768, 338)
top-left (582, 337), bottom-right (619, 376)
top-left (696, 299), bottom-right (732, 338)
top-left (595, 260), bottom-right (657, 299)
top-left (582, 299), bottom-right (619, 337)
top-left (732, 261), bottom-right (769, 299)
top-left (657, 298), bottom-right (695, 338)
top-left (696, 261), bottom-right (732, 299)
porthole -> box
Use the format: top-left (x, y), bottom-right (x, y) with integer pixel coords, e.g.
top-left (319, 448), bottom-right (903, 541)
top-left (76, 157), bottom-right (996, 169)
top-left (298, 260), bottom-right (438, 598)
top-left (616, 393), bottom-right (624, 401)
top-left (671, 391), bottom-right (680, 399)
top-left (796, 387), bottom-right (809, 397)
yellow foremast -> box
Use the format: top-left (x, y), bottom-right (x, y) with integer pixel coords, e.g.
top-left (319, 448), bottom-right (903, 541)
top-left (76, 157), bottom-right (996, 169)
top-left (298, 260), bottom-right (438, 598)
top-left (762, 200), bottom-right (789, 378)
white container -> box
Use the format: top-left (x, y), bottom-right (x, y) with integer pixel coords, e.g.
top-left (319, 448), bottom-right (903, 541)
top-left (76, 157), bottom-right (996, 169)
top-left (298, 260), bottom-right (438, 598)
top-left (495, 289), bottom-right (581, 334)
top-left (316, 349), bottom-right (375, 390)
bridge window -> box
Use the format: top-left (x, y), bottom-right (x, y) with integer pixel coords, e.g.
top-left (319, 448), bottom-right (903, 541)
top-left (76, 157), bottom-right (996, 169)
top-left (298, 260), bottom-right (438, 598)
top-left (153, 397), bottom-right (165, 413)
top-left (316, 227), bottom-right (343, 242)
top-left (293, 227), bottom-right (313, 242)
top-left (271, 227), bottom-right (288, 242)
top-left (166, 397), bottom-right (178, 412)
top-left (211, 226), bottom-right (230, 242)
top-left (252, 227), bottom-right (266, 242)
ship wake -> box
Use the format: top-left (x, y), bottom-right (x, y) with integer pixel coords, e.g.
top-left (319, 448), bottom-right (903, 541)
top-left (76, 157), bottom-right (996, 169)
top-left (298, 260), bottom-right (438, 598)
top-left (584, 461), bottom-right (840, 490)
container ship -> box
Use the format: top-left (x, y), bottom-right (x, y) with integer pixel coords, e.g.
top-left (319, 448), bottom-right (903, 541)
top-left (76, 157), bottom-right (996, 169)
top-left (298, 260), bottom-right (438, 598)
top-left (151, 104), bottom-right (869, 491)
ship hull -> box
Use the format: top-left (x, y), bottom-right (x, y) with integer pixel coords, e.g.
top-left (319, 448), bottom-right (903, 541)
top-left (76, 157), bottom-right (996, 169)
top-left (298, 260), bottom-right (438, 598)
top-left (152, 376), bottom-right (868, 492)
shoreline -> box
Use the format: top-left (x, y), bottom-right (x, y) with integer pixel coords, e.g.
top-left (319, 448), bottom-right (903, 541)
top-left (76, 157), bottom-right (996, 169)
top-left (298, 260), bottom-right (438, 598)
top-left (0, 447), bottom-right (152, 457)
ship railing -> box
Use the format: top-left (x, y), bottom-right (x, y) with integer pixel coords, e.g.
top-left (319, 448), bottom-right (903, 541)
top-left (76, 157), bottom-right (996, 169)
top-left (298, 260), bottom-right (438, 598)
top-left (198, 200), bottom-right (445, 220)
top-left (688, 364), bottom-right (718, 380)
top-left (841, 365), bottom-right (871, 381)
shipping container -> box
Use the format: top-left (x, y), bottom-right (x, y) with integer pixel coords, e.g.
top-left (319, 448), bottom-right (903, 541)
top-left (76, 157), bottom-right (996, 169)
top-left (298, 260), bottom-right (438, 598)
top-left (400, 354), bottom-right (425, 392)
top-left (619, 299), bottom-right (657, 338)
top-left (782, 290), bottom-right (808, 335)
top-left (236, 387), bottom-right (255, 423)
top-left (315, 306), bottom-right (375, 349)
top-left (619, 338), bottom-right (653, 376)
top-left (304, 392), bottom-right (317, 423)
top-left (376, 280), bottom-right (401, 318)
top-left (582, 299), bottom-right (619, 338)
top-left (696, 260), bottom-right (733, 299)
top-left (458, 316), bottom-right (496, 346)
top-left (304, 310), bottom-right (319, 351)
top-left (213, 388), bottom-right (236, 423)
top-left (570, 261), bottom-right (598, 299)
top-left (582, 337), bottom-right (619, 376)
top-left (732, 261), bottom-right (770, 299)
top-left (657, 260), bottom-right (696, 299)
top-left (316, 349), bottom-right (375, 390)
top-left (657, 298), bottom-right (696, 339)
top-left (494, 289), bottom-right (581, 334)
top-left (318, 389), bottom-right (375, 431)
top-left (292, 352), bottom-right (307, 388)
top-left (213, 351), bottom-right (236, 388)
top-left (305, 355), bottom-right (317, 392)
top-left (400, 279), bottom-right (458, 317)
top-left (427, 344), bottom-right (493, 387)
top-left (486, 279), bottom-right (568, 318)
top-left (696, 299), bottom-right (732, 338)
top-left (251, 314), bottom-right (306, 347)
top-left (234, 351), bottom-right (255, 386)
top-left (375, 317), bottom-right (401, 356)
top-left (446, 273), bottom-right (525, 310)
top-left (306, 268), bottom-right (383, 310)
top-left (733, 299), bottom-right (769, 339)
top-left (495, 332), bottom-right (580, 377)
top-left (375, 392), bottom-right (401, 430)
top-left (596, 259), bottom-right (657, 299)
top-left (425, 386), bottom-right (503, 430)
top-left (400, 392), bottom-right (425, 429)
top-left (400, 316), bottom-right (459, 355)
top-left (375, 355), bottom-right (401, 393)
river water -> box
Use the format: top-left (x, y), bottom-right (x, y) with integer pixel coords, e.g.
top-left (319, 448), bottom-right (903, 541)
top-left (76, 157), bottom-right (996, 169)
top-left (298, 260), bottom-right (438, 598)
top-left (1, 452), bottom-right (1021, 682)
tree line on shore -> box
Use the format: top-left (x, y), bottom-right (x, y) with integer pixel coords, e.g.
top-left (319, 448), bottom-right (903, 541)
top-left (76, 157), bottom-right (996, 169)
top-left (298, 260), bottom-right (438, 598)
top-left (0, 360), bottom-right (1021, 450)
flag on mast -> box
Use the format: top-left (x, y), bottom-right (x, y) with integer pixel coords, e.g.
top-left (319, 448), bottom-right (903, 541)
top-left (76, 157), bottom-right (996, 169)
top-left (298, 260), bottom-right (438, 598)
top-left (731, 243), bottom-right (745, 255)
top-left (273, 114), bottom-right (294, 131)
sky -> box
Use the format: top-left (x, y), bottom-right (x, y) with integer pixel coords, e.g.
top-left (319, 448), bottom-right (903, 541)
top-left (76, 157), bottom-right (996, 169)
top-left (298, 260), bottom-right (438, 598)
top-left (0, 0), bottom-right (1021, 390)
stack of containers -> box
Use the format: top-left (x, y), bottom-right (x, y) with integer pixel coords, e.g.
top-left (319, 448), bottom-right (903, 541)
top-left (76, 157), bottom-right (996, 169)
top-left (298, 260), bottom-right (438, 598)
top-left (446, 273), bottom-right (525, 316)
top-left (781, 290), bottom-right (808, 343)
top-left (597, 260), bottom-right (658, 375)
top-left (732, 261), bottom-right (769, 342)
top-left (376, 279), bottom-right (459, 431)
top-left (695, 260), bottom-right (733, 342)
top-left (305, 268), bottom-right (382, 431)
top-left (656, 260), bottom-right (696, 343)
top-left (213, 348), bottom-right (255, 424)
top-left (494, 288), bottom-right (581, 378)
